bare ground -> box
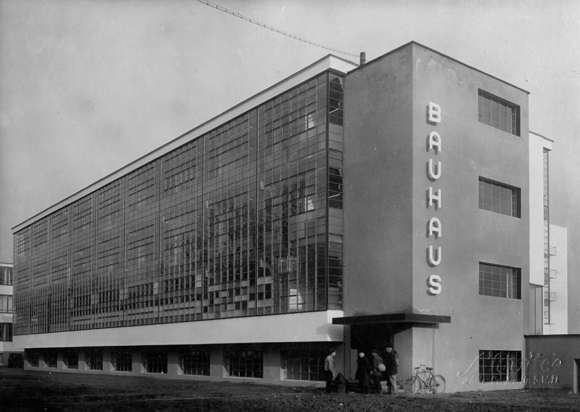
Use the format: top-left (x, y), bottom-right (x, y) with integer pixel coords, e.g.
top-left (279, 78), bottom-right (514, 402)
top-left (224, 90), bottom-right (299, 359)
top-left (1, 367), bottom-right (579, 412)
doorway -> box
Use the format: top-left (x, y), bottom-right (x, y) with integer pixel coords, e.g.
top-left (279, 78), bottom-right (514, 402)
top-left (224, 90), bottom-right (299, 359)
top-left (574, 359), bottom-right (580, 393)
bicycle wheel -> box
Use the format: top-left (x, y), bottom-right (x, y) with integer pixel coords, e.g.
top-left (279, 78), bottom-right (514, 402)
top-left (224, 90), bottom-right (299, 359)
top-left (403, 376), bottom-right (421, 394)
top-left (429, 374), bottom-right (446, 393)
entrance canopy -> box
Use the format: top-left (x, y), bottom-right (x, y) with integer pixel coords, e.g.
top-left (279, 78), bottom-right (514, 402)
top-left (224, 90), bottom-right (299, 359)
top-left (332, 312), bottom-right (451, 326)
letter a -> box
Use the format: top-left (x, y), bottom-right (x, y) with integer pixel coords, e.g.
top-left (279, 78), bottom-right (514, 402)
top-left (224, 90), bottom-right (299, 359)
top-left (428, 132), bottom-right (442, 153)
top-left (428, 102), bottom-right (442, 124)
top-left (428, 217), bottom-right (442, 238)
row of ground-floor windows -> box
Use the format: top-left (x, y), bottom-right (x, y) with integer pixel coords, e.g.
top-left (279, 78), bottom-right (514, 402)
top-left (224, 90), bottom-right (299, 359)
top-left (24, 348), bottom-right (328, 380)
top-left (24, 347), bottom-right (521, 383)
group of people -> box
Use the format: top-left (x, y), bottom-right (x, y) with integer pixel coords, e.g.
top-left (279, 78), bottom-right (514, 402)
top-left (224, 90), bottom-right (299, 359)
top-left (324, 343), bottom-right (399, 395)
top-left (355, 344), bottom-right (399, 394)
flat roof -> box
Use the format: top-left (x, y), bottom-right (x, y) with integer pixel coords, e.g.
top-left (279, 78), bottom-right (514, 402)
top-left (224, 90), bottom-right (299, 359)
top-left (349, 41), bottom-right (530, 95)
top-left (13, 55), bottom-right (358, 232)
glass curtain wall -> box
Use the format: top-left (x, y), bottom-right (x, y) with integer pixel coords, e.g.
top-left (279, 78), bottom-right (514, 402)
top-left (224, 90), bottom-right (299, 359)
top-left (13, 72), bottom-right (344, 335)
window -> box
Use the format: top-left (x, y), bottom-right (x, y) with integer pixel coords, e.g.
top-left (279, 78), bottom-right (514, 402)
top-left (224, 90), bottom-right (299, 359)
top-left (0, 266), bottom-right (13, 285)
top-left (45, 350), bottom-right (57, 368)
top-left (479, 350), bottom-right (521, 382)
top-left (112, 349), bottom-right (133, 372)
top-left (479, 263), bottom-right (521, 299)
top-left (329, 168), bottom-right (343, 209)
top-left (226, 350), bottom-right (263, 378)
top-left (0, 323), bottom-right (12, 341)
top-left (0, 295), bottom-right (13, 312)
top-left (479, 178), bottom-right (520, 218)
top-left (329, 76), bottom-right (344, 125)
top-left (284, 350), bottom-right (327, 381)
top-left (143, 351), bottom-right (167, 374)
top-left (478, 90), bottom-right (519, 135)
top-left (86, 350), bottom-right (103, 370)
top-left (64, 350), bottom-right (78, 369)
top-left (27, 350), bottom-right (40, 367)
top-left (179, 350), bottom-right (210, 376)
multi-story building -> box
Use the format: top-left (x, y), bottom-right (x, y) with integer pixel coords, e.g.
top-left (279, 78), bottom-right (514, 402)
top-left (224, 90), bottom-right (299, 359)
top-left (13, 42), bottom-right (563, 391)
top-left (0, 262), bottom-right (20, 365)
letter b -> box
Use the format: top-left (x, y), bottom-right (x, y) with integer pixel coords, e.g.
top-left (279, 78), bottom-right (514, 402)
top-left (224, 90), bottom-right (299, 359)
top-left (428, 102), bottom-right (442, 124)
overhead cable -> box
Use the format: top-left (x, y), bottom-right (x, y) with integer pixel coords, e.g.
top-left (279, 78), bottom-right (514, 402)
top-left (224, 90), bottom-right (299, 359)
top-left (197, 0), bottom-right (359, 58)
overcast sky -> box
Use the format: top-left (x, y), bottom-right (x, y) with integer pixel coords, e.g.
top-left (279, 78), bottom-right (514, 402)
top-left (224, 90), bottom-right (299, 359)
top-left (0, 0), bottom-right (579, 264)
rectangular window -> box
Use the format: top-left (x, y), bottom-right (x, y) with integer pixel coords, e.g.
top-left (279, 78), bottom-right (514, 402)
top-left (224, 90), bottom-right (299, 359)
top-left (328, 168), bottom-right (343, 209)
top-left (226, 350), bottom-right (263, 378)
top-left (478, 90), bottom-right (520, 136)
top-left (329, 75), bottom-right (344, 125)
top-left (143, 351), bottom-right (167, 374)
top-left (45, 350), bottom-right (58, 368)
top-left (179, 350), bottom-right (210, 376)
top-left (64, 350), bottom-right (78, 369)
top-left (112, 349), bottom-right (133, 372)
top-left (86, 350), bottom-right (103, 370)
top-left (479, 178), bottom-right (520, 218)
top-left (479, 350), bottom-right (521, 382)
top-left (479, 263), bottom-right (521, 299)
top-left (0, 267), bottom-right (13, 285)
top-left (0, 295), bottom-right (13, 312)
top-left (284, 350), bottom-right (326, 381)
top-left (0, 323), bottom-right (13, 341)
top-left (27, 350), bottom-right (40, 367)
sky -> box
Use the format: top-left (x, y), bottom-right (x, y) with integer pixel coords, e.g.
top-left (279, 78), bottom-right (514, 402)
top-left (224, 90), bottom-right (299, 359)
top-left (0, 0), bottom-right (579, 266)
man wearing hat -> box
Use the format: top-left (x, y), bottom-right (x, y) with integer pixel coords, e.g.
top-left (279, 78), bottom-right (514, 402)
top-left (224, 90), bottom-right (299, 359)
top-left (370, 349), bottom-right (384, 394)
top-left (384, 343), bottom-right (399, 394)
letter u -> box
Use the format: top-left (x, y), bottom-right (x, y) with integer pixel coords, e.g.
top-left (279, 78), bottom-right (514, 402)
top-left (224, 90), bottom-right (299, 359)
top-left (428, 246), bottom-right (441, 266)
top-left (428, 159), bottom-right (441, 180)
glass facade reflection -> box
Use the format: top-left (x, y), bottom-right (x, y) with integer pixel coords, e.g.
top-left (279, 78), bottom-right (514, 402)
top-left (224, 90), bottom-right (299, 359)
top-left (14, 72), bottom-right (344, 335)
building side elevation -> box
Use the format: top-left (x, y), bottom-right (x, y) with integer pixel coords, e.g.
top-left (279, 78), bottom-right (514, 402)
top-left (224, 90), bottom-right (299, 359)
top-left (13, 56), bottom-right (356, 380)
top-left (0, 262), bottom-right (20, 365)
top-left (13, 42), bottom-right (564, 392)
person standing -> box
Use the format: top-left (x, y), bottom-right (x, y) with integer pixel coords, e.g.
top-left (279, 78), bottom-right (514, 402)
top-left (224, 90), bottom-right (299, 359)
top-left (384, 343), bottom-right (399, 394)
top-left (324, 350), bottom-right (337, 393)
top-left (355, 351), bottom-right (371, 394)
top-left (370, 349), bottom-right (384, 394)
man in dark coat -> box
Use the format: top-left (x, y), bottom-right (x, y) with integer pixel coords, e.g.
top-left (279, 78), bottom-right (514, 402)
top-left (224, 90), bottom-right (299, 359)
top-left (384, 343), bottom-right (399, 394)
top-left (355, 351), bottom-right (371, 394)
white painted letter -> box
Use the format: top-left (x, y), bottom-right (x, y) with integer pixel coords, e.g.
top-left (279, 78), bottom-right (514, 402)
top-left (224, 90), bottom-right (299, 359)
top-left (428, 217), bottom-right (442, 238)
top-left (428, 246), bottom-right (442, 266)
top-left (428, 159), bottom-right (441, 180)
top-left (428, 131), bottom-right (442, 153)
top-left (428, 102), bottom-right (442, 124)
top-left (428, 275), bottom-right (442, 295)
top-left (428, 187), bottom-right (442, 209)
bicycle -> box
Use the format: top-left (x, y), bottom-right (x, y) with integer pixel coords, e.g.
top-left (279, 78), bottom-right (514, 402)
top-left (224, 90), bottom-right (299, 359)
top-left (403, 364), bottom-right (446, 394)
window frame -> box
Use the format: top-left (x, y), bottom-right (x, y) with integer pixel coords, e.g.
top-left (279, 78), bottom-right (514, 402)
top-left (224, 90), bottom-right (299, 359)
top-left (478, 89), bottom-right (520, 136)
top-left (479, 177), bottom-right (521, 218)
top-left (479, 262), bottom-right (521, 300)
top-left (479, 350), bottom-right (522, 383)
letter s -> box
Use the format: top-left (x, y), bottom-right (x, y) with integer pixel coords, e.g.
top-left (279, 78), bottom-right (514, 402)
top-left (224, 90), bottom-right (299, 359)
top-left (428, 275), bottom-right (442, 295)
